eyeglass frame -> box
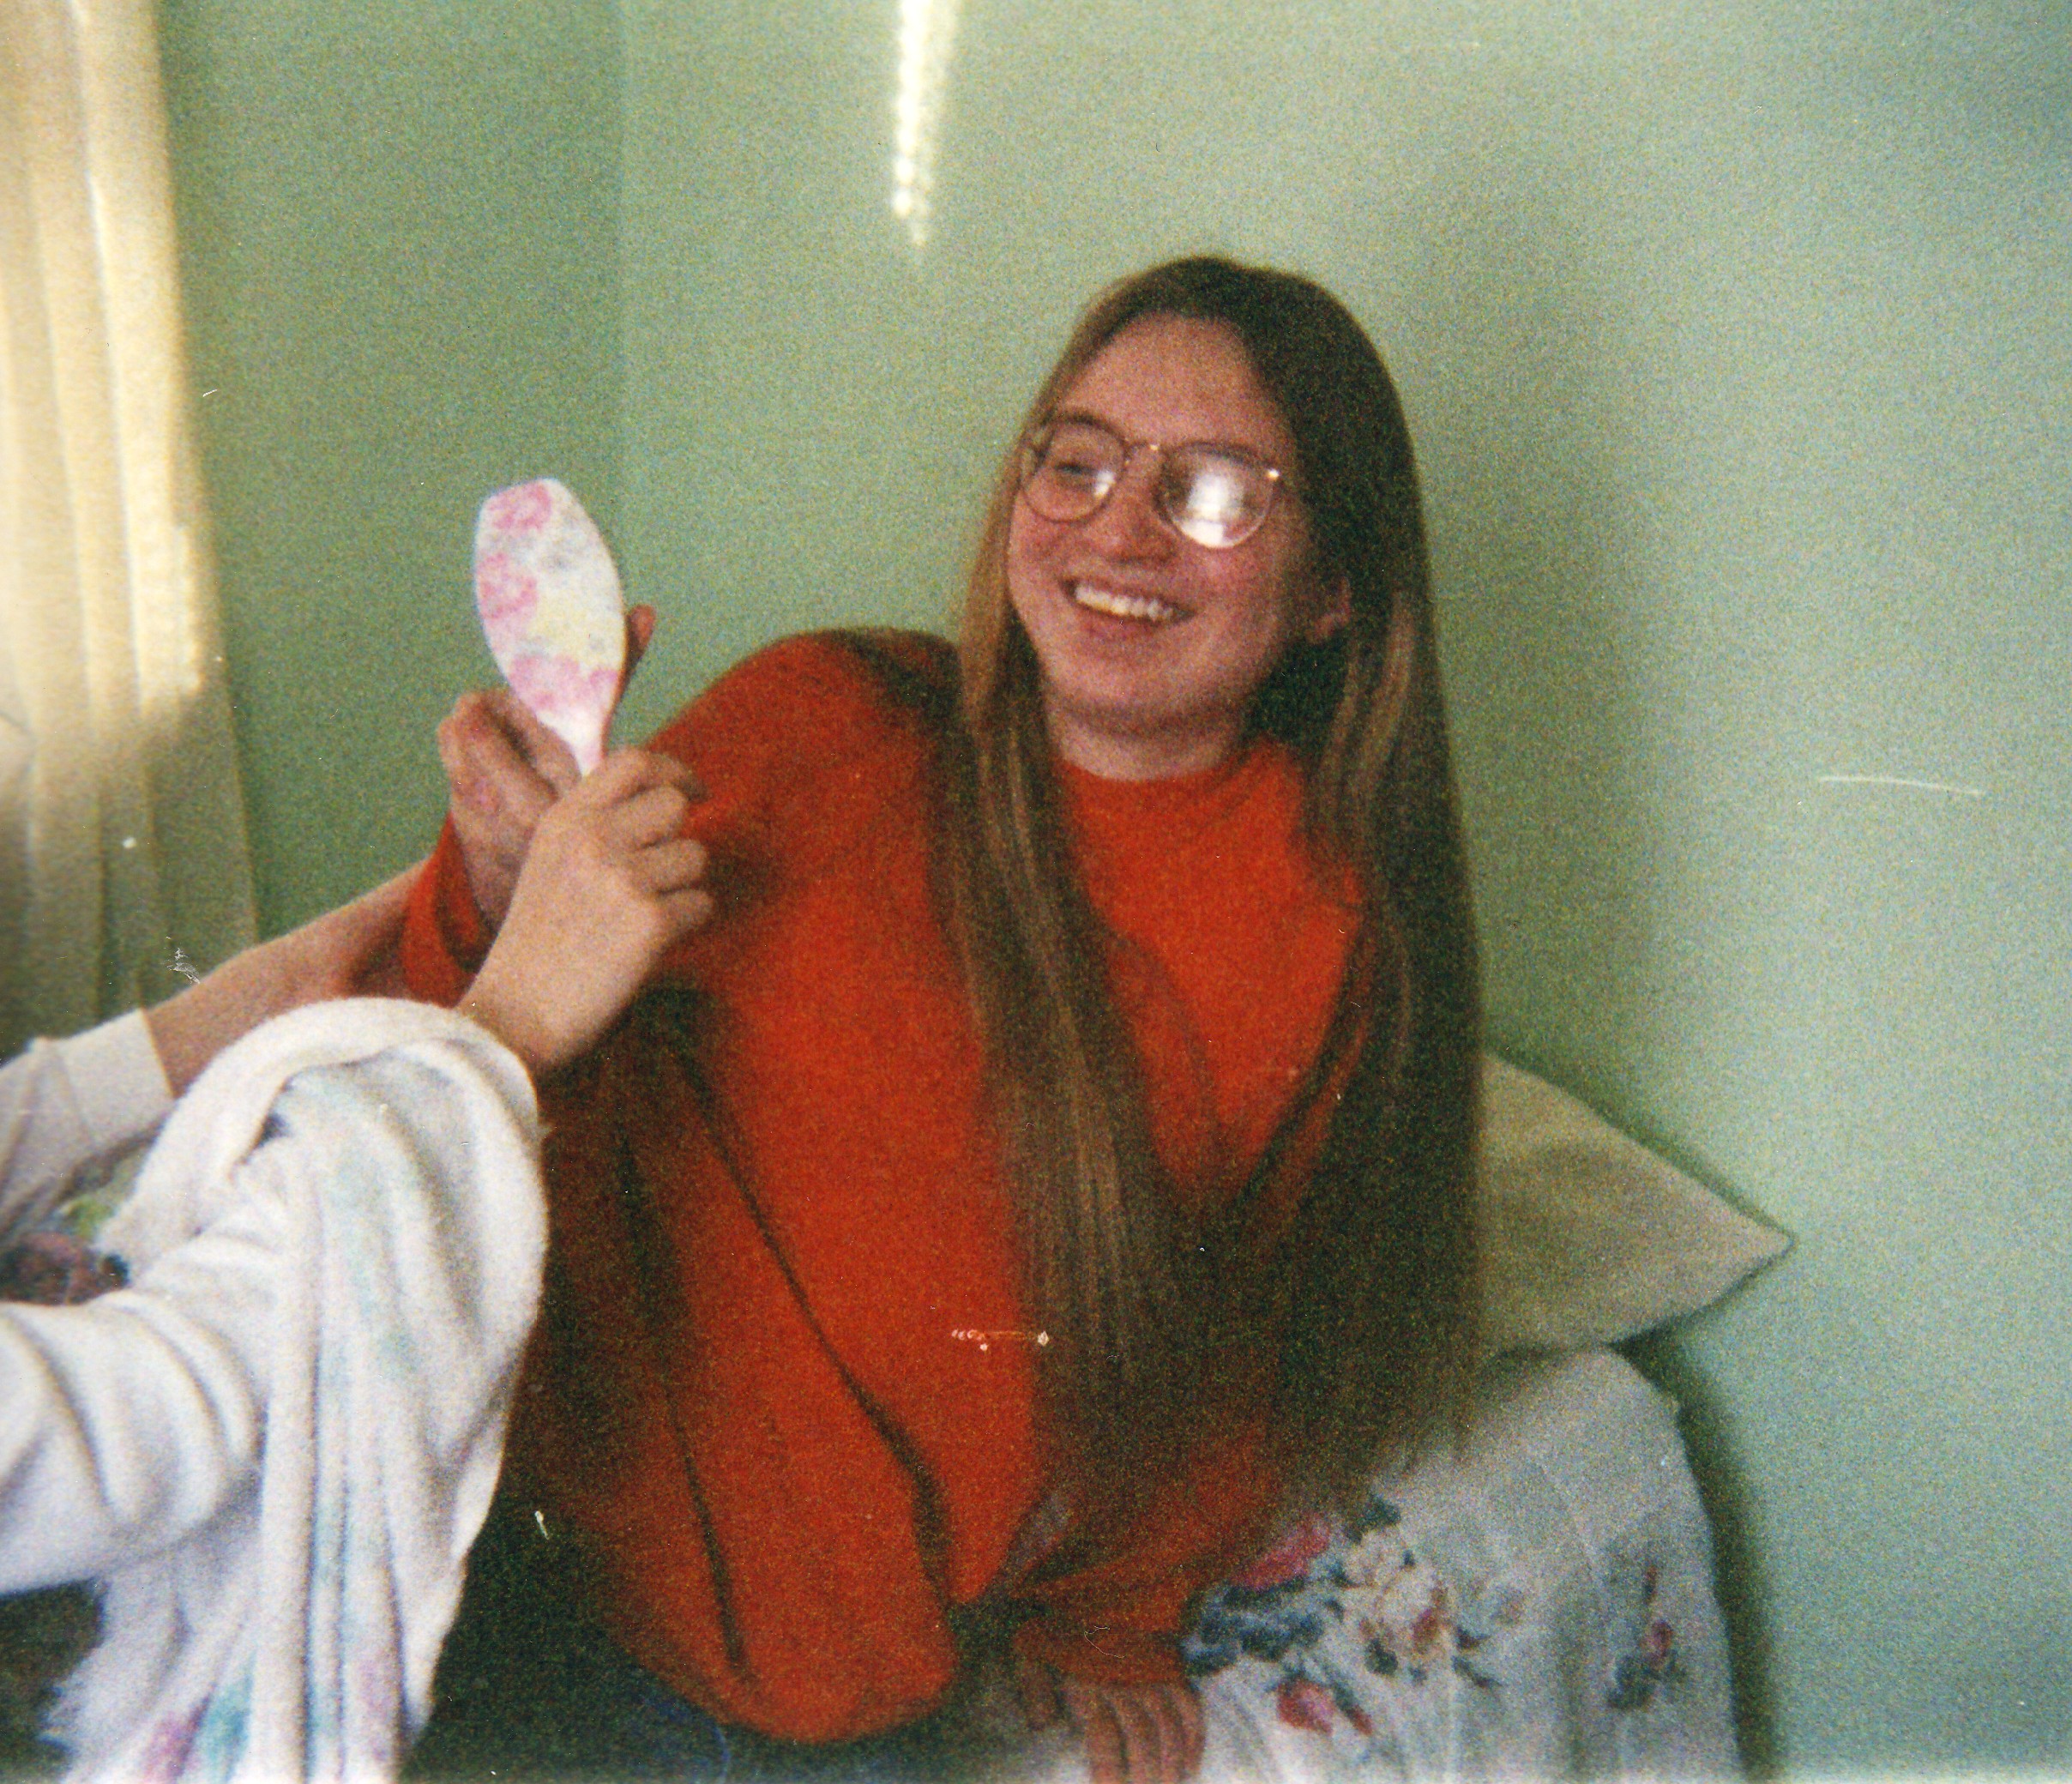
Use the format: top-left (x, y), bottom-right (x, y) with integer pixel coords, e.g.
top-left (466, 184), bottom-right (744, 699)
top-left (1015, 413), bottom-right (1289, 551)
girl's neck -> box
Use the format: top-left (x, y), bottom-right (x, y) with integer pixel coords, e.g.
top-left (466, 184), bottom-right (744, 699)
top-left (1042, 708), bottom-right (1244, 783)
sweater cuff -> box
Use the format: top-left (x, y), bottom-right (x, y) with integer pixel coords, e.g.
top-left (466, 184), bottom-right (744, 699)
top-left (401, 819), bottom-right (492, 1006)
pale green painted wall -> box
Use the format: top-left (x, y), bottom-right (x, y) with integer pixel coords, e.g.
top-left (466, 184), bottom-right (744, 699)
top-left (164, 1), bottom-right (2071, 1775)
top-left (159, 0), bottom-right (623, 930)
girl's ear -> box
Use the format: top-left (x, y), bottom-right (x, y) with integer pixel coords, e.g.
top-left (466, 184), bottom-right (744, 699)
top-left (1304, 572), bottom-right (1354, 645)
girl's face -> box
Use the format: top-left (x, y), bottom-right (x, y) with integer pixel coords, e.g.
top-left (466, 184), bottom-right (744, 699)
top-left (1006, 314), bottom-right (1349, 780)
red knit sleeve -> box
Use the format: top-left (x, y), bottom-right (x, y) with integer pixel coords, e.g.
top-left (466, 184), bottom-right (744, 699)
top-left (399, 817), bottom-right (492, 1007)
top-left (394, 632), bottom-right (869, 1007)
top-left (1010, 1414), bottom-right (1284, 1686)
top-left (517, 1046), bottom-right (974, 1739)
top-left (500, 630), bottom-right (995, 1741)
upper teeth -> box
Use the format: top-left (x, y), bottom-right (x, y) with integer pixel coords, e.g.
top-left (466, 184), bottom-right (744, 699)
top-left (1072, 583), bottom-right (1178, 624)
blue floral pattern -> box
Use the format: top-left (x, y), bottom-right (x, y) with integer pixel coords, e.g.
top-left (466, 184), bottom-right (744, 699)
top-left (1184, 1491), bottom-right (1531, 1754)
top-left (1167, 1353), bottom-right (1739, 1781)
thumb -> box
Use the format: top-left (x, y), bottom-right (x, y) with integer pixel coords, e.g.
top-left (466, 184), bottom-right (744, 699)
top-left (617, 605), bottom-right (658, 710)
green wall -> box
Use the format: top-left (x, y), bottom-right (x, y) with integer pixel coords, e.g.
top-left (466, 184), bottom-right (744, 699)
top-left (163, 0), bottom-right (2071, 1775)
top-left (159, 0), bottom-right (623, 929)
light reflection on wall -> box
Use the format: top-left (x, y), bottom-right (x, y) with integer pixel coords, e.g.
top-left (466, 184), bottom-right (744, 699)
top-left (890, 0), bottom-right (960, 248)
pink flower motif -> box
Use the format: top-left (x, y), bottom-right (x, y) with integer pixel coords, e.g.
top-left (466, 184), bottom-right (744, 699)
top-left (1276, 1678), bottom-right (1336, 1735)
top-left (1231, 1513), bottom-right (1334, 1590)
top-left (476, 552), bottom-right (539, 632)
top-left (1409, 1586), bottom-right (1451, 1659)
top-left (485, 480), bottom-right (554, 533)
top-left (135, 1705), bottom-right (204, 1783)
top-left (509, 656), bottom-right (615, 722)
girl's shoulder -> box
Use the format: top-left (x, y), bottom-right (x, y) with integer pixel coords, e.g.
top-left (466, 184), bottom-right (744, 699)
top-left (642, 630), bottom-right (956, 885)
top-left (648, 629), bottom-right (955, 764)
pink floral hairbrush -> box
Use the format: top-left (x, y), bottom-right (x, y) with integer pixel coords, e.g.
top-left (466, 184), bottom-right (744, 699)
top-left (473, 478), bottom-right (626, 773)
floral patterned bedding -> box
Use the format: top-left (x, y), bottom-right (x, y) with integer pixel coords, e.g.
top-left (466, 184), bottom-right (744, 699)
top-left (1007, 1347), bottom-right (1737, 1783)
top-left (3, 1229), bottom-right (1733, 1784)
top-left (1176, 1347), bottom-right (1737, 1782)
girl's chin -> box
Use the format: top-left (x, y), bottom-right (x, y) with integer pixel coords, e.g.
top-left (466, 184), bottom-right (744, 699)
top-left (1039, 663), bottom-right (1171, 724)
top-left (1039, 683), bottom-right (1245, 775)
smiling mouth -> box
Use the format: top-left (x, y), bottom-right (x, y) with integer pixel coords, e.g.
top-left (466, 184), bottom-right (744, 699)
top-left (1070, 582), bottom-right (1182, 624)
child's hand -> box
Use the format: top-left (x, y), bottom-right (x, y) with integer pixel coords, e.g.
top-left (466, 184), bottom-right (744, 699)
top-left (459, 748), bottom-right (710, 1075)
top-left (440, 606), bottom-right (656, 927)
top-left (437, 687), bottom-right (581, 928)
top-left (1015, 1654), bottom-right (1204, 1784)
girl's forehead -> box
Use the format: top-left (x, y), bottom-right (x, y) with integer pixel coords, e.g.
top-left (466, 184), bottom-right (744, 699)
top-left (1059, 316), bottom-right (1295, 463)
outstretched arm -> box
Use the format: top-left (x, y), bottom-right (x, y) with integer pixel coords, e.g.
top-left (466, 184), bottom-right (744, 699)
top-left (2, 752), bottom-right (703, 1593)
top-left (144, 727), bottom-right (710, 1094)
top-left (143, 866), bottom-right (418, 1098)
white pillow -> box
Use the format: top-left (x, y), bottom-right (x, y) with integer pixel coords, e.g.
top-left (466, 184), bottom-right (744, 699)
top-left (1478, 1054), bottom-right (1788, 1352)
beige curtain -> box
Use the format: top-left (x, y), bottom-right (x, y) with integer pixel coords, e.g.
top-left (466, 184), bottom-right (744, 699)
top-left (0, 0), bottom-right (253, 1058)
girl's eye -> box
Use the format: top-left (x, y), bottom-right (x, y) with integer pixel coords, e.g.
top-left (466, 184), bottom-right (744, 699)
top-left (1039, 425), bottom-right (1121, 487)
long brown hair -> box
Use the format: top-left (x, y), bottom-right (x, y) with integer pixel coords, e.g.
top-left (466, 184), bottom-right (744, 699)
top-left (944, 256), bottom-right (1482, 1512)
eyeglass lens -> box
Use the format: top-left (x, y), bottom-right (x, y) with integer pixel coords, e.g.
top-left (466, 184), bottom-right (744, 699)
top-left (1022, 420), bottom-right (1277, 549)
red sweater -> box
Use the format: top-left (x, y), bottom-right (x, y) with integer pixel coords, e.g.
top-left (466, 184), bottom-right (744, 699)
top-left (402, 634), bottom-right (1358, 1741)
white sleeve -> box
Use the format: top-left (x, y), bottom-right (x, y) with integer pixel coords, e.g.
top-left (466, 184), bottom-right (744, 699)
top-left (0, 1151), bottom-right (282, 1593)
top-left (0, 1022), bottom-right (542, 1600)
top-left (0, 1013), bottom-right (174, 1245)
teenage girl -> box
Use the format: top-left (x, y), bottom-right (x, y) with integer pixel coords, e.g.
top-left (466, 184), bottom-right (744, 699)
top-left (407, 256), bottom-right (1479, 1784)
